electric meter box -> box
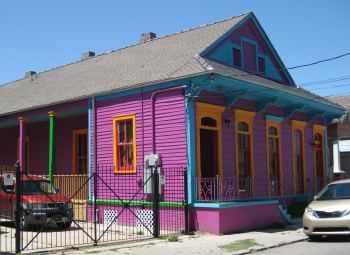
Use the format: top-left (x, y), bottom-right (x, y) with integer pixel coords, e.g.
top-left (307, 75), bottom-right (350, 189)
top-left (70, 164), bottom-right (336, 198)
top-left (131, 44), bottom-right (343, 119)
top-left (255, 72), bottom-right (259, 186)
top-left (144, 154), bottom-right (164, 195)
top-left (144, 154), bottom-right (162, 168)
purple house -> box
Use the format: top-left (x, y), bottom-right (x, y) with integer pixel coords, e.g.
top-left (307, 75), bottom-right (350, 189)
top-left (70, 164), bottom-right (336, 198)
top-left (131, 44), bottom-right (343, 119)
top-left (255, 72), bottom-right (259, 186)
top-left (0, 12), bottom-right (346, 234)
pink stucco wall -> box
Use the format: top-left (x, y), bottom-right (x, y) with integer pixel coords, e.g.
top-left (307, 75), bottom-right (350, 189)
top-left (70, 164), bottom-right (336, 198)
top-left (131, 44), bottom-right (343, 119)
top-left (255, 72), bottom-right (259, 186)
top-left (194, 203), bottom-right (287, 235)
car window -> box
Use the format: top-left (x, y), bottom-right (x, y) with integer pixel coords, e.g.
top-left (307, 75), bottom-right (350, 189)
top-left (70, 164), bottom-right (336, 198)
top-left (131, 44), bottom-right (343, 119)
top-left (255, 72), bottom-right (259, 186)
top-left (22, 180), bottom-right (57, 195)
top-left (317, 183), bottom-right (350, 200)
top-left (0, 179), bottom-right (14, 194)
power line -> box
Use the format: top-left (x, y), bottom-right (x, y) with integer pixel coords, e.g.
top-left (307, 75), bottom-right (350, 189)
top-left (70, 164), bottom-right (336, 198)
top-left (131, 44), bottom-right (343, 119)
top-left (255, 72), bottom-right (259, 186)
top-left (230, 52), bottom-right (350, 78)
top-left (299, 75), bottom-right (350, 87)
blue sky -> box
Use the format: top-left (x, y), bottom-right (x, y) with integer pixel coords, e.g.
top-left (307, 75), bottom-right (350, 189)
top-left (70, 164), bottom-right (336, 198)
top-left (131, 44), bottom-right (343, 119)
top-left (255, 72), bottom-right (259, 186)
top-left (1, 0), bottom-right (349, 97)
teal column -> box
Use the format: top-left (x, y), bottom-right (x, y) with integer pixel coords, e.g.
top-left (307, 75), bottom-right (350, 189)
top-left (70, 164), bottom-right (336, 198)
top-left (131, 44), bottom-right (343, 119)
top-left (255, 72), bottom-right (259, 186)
top-left (48, 111), bottom-right (56, 183)
top-left (185, 91), bottom-right (196, 205)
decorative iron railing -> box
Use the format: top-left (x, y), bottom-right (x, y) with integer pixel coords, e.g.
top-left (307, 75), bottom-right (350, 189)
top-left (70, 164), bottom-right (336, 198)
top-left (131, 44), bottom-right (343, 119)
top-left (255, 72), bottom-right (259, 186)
top-left (194, 176), bottom-right (252, 202)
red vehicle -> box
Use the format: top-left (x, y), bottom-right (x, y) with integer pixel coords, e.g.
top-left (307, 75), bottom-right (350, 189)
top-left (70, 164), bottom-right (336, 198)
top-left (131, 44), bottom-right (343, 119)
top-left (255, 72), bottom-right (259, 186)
top-left (0, 174), bottom-right (73, 230)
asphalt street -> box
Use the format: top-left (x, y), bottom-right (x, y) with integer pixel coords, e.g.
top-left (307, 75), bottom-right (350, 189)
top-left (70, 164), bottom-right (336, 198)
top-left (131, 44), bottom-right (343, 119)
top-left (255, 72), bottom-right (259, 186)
top-left (255, 236), bottom-right (350, 255)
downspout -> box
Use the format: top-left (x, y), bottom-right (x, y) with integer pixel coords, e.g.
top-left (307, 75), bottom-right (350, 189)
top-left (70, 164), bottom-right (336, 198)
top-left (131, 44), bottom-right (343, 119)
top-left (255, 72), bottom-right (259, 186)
top-left (141, 88), bottom-right (145, 163)
top-left (151, 85), bottom-right (187, 154)
top-left (88, 97), bottom-right (96, 200)
top-left (93, 97), bottom-right (97, 173)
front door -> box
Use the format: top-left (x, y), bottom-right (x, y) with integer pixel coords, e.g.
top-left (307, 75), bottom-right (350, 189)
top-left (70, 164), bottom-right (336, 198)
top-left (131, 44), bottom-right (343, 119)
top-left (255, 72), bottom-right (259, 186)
top-left (196, 103), bottom-right (223, 201)
top-left (73, 129), bottom-right (88, 175)
top-left (200, 128), bottom-right (218, 178)
top-left (314, 133), bottom-right (325, 192)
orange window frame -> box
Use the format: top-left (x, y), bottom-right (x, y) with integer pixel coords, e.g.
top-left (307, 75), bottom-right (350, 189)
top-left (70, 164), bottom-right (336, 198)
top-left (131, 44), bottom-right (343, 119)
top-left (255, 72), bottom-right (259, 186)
top-left (291, 120), bottom-right (307, 194)
top-left (72, 129), bottom-right (88, 175)
top-left (113, 114), bottom-right (137, 174)
top-left (234, 109), bottom-right (256, 195)
top-left (266, 121), bottom-right (283, 196)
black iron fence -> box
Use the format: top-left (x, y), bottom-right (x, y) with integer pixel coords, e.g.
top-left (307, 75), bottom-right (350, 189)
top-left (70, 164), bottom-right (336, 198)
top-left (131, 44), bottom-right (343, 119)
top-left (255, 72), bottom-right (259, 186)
top-left (0, 163), bottom-right (189, 254)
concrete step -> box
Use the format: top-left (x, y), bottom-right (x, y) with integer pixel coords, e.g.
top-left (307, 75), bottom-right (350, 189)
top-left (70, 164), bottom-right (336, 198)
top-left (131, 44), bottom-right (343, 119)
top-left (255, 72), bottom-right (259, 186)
top-left (278, 204), bottom-right (302, 224)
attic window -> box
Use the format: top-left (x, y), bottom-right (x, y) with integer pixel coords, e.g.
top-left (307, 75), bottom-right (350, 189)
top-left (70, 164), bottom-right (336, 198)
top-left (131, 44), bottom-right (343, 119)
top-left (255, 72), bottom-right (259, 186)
top-left (258, 57), bottom-right (266, 75)
top-left (232, 48), bottom-right (242, 67)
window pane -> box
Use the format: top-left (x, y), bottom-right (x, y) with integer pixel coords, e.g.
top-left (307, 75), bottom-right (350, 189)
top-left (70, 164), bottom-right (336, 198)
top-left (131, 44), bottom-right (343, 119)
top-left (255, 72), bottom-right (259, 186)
top-left (269, 127), bottom-right (278, 136)
top-left (238, 122), bottom-right (249, 132)
top-left (126, 120), bottom-right (133, 143)
top-left (238, 133), bottom-right (250, 190)
top-left (127, 145), bottom-right (134, 167)
top-left (118, 145), bottom-right (126, 167)
top-left (201, 117), bottom-right (217, 127)
top-left (118, 122), bottom-right (125, 144)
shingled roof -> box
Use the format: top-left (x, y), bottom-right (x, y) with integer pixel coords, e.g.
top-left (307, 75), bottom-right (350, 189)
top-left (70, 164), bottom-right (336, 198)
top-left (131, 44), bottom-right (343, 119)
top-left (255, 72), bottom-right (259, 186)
top-left (0, 12), bottom-right (344, 117)
top-left (0, 13), bottom-right (251, 116)
top-left (328, 96), bottom-right (350, 109)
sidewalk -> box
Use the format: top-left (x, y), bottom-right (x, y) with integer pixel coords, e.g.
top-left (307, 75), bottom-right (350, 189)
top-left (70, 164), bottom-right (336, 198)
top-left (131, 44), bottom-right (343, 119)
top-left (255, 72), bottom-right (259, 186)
top-left (49, 223), bottom-right (307, 255)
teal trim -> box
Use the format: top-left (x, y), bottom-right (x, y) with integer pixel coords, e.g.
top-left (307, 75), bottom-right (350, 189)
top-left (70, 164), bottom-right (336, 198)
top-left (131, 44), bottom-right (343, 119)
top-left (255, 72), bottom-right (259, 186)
top-left (200, 13), bottom-right (251, 56)
top-left (193, 200), bottom-right (279, 209)
top-left (209, 75), bottom-right (345, 120)
top-left (185, 90), bottom-right (196, 205)
top-left (95, 75), bottom-right (208, 102)
top-left (200, 12), bottom-right (295, 86)
top-left (265, 115), bottom-right (284, 123)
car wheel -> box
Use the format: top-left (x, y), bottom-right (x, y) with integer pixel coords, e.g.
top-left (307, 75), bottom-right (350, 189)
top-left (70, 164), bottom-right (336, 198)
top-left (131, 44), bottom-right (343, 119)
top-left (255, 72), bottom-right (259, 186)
top-left (19, 214), bottom-right (29, 231)
top-left (309, 235), bottom-right (322, 241)
top-left (57, 221), bottom-right (72, 230)
top-left (13, 209), bottom-right (29, 231)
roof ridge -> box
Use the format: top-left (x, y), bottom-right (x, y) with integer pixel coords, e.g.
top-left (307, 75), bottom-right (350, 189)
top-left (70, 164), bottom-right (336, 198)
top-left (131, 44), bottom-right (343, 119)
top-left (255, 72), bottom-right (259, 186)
top-left (0, 12), bottom-right (251, 88)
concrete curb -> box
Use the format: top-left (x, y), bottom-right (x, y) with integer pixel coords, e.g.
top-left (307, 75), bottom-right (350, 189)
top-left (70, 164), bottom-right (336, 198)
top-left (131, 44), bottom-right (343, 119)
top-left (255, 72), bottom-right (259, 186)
top-left (232, 237), bottom-right (309, 255)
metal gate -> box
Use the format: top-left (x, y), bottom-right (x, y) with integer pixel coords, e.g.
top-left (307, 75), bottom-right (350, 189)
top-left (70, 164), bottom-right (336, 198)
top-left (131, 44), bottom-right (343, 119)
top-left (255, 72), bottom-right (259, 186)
top-left (0, 163), bottom-right (189, 253)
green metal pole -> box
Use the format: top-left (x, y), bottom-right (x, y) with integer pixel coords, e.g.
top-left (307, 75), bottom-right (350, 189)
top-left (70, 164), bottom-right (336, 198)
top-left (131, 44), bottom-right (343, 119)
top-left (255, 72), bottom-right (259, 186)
top-left (48, 111), bottom-right (56, 183)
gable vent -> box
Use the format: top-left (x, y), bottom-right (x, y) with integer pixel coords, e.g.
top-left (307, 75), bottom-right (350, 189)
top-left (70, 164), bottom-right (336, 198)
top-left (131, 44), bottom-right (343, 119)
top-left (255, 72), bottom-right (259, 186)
top-left (81, 51), bottom-right (95, 61)
top-left (140, 32), bottom-right (157, 43)
top-left (25, 71), bottom-right (36, 78)
top-left (232, 48), bottom-right (242, 68)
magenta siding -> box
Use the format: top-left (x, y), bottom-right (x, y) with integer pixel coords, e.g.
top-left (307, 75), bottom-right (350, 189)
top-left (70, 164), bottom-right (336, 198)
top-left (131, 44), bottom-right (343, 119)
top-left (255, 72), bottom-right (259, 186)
top-left (95, 90), bottom-right (187, 201)
top-left (242, 40), bottom-right (257, 73)
top-left (281, 119), bottom-right (293, 195)
top-left (96, 90), bottom-right (187, 167)
top-left (253, 114), bottom-right (268, 197)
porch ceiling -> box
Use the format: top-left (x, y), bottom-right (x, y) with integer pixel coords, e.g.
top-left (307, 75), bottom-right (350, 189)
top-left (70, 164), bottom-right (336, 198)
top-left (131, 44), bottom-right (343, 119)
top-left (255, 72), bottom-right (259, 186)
top-left (199, 74), bottom-right (346, 122)
top-left (0, 106), bottom-right (87, 129)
